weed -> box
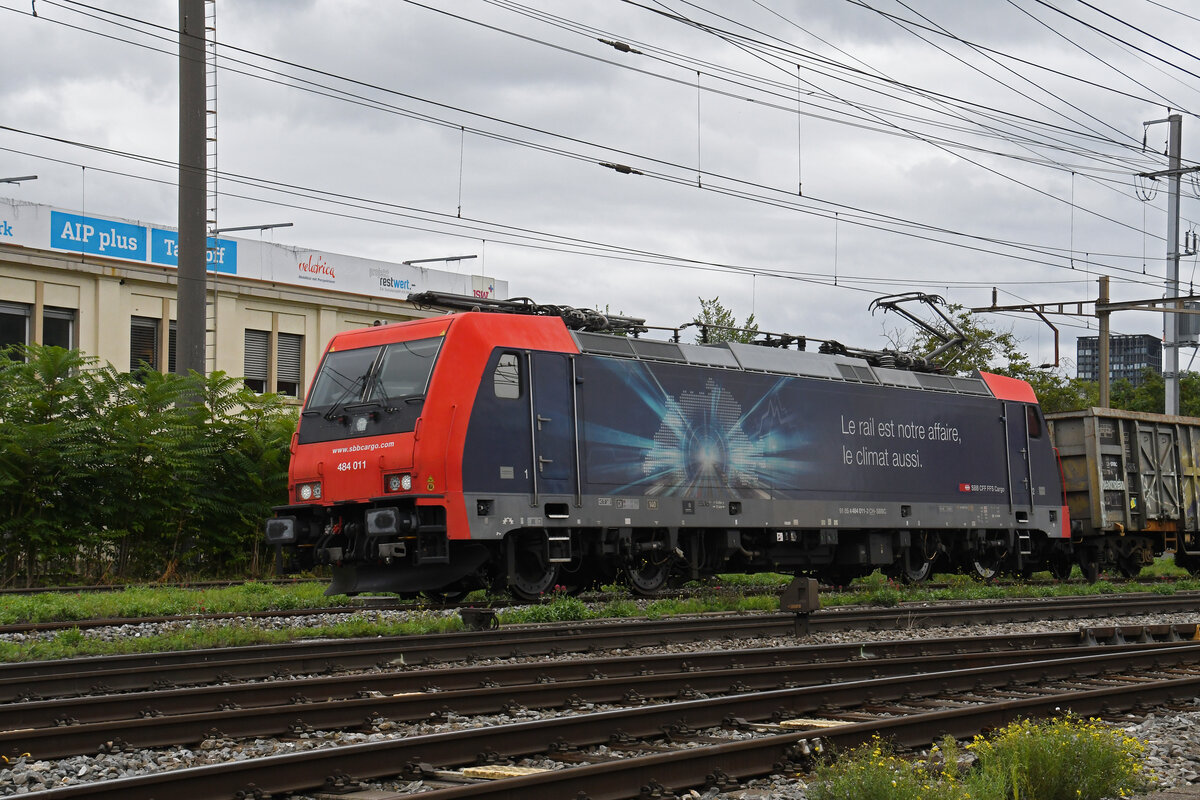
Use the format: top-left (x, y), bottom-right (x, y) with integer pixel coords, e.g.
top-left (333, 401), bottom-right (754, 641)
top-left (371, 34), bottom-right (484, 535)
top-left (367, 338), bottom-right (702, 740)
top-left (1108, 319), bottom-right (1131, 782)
top-left (966, 715), bottom-right (1151, 800)
top-left (501, 594), bottom-right (594, 624)
top-left (809, 716), bottom-right (1151, 800)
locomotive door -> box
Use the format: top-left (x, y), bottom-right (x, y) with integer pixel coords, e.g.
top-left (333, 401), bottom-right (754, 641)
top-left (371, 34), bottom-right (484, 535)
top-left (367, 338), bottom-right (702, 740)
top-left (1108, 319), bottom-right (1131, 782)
top-left (528, 352), bottom-right (578, 501)
top-left (1004, 402), bottom-right (1034, 511)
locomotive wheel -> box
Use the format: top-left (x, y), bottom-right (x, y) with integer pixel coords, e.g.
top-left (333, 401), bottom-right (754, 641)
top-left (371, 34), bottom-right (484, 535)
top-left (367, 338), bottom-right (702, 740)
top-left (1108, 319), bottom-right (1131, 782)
top-left (624, 558), bottom-right (670, 595)
top-left (506, 534), bottom-right (560, 601)
top-left (897, 534), bottom-right (936, 584)
top-left (421, 590), bottom-right (469, 603)
top-left (969, 555), bottom-right (1000, 581)
top-left (622, 530), bottom-right (673, 595)
top-left (820, 567), bottom-right (867, 588)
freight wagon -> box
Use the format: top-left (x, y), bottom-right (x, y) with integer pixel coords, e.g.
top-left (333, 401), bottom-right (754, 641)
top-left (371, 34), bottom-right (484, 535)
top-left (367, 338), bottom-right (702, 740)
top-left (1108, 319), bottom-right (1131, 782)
top-left (1047, 407), bottom-right (1200, 580)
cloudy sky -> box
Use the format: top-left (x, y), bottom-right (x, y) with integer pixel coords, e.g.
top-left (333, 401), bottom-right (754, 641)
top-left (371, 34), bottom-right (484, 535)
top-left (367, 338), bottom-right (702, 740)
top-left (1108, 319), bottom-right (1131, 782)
top-left (3, 0), bottom-right (1199, 371)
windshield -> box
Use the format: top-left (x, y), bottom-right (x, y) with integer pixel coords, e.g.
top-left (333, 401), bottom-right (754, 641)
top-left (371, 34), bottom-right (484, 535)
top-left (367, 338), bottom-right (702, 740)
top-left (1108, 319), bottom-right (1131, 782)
top-left (299, 336), bottom-right (443, 444)
top-left (304, 345), bottom-right (381, 414)
top-left (367, 337), bottom-right (443, 403)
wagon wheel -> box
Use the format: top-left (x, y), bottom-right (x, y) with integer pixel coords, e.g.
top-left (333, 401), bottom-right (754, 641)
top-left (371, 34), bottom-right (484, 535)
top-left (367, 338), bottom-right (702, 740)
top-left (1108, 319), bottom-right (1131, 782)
top-left (1116, 545), bottom-right (1147, 579)
top-left (1175, 551), bottom-right (1200, 577)
top-left (1047, 552), bottom-right (1074, 581)
top-left (506, 534), bottom-right (560, 601)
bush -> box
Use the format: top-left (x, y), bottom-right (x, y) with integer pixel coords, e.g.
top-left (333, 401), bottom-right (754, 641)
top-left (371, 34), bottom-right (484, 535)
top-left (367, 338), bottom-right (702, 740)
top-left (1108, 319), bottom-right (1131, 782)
top-left (0, 345), bottom-right (295, 586)
top-left (967, 715), bottom-right (1150, 800)
top-left (809, 735), bottom-right (969, 800)
top-left (809, 716), bottom-right (1151, 800)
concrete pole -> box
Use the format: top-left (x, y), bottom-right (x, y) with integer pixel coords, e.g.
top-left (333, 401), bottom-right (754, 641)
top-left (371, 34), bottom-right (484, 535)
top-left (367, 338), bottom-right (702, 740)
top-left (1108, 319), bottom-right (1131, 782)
top-left (1164, 114), bottom-right (1182, 415)
top-left (1099, 276), bottom-right (1110, 409)
top-left (177, 0), bottom-right (207, 377)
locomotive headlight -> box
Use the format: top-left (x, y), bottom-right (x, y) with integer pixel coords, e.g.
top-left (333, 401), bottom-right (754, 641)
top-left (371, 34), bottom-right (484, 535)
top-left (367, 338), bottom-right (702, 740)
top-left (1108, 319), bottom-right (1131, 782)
top-left (385, 473), bottom-right (413, 493)
top-left (297, 481), bottom-right (322, 501)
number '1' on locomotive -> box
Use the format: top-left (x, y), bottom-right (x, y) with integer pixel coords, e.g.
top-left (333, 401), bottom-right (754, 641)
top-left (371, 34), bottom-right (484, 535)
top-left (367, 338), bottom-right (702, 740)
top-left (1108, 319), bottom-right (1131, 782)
top-left (265, 292), bottom-right (1083, 597)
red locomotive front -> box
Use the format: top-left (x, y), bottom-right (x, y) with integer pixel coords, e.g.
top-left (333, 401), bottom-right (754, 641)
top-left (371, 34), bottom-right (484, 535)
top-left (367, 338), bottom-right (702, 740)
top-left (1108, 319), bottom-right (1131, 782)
top-left (265, 312), bottom-right (578, 596)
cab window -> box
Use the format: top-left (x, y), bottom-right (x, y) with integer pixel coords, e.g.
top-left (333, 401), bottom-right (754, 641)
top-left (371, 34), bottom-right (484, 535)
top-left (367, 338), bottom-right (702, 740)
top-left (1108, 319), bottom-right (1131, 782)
top-left (1026, 405), bottom-right (1043, 438)
top-left (494, 352), bottom-right (521, 399)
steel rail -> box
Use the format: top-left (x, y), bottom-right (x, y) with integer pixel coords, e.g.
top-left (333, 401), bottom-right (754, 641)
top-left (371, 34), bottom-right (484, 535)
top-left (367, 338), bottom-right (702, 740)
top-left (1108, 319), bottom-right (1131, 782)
top-left (10, 633), bottom-right (1198, 759)
top-left (10, 623), bottom-right (1186, 732)
top-left (398, 674), bottom-right (1200, 799)
top-left (26, 642), bottom-right (1200, 799)
top-left (2, 593), bottom-right (1198, 701)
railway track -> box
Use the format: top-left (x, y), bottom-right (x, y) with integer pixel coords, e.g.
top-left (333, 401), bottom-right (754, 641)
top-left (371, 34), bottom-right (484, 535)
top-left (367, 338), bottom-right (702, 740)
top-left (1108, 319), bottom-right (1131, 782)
top-left (17, 624), bottom-right (1200, 799)
top-left (5, 623), bottom-right (1195, 759)
top-left (4, 592), bottom-right (1200, 702)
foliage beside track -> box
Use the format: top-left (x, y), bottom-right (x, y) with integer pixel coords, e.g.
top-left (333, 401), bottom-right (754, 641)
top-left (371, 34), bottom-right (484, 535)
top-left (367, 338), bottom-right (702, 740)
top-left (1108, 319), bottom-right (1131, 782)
top-left (0, 345), bottom-right (296, 587)
top-left (808, 717), bottom-right (1150, 800)
top-left (2, 571), bottom-right (1199, 662)
top-left (0, 581), bottom-right (350, 624)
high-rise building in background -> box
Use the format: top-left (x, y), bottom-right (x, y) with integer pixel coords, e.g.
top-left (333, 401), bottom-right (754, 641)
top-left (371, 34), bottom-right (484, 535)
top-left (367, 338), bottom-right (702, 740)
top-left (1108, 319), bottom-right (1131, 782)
top-left (1076, 334), bottom-right (1162, 386)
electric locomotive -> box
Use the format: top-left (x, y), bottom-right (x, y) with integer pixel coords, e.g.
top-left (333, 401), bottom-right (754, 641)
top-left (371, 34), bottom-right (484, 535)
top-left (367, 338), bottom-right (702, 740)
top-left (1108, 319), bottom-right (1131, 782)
top-left (266, 292), bottom-right (1073, 597)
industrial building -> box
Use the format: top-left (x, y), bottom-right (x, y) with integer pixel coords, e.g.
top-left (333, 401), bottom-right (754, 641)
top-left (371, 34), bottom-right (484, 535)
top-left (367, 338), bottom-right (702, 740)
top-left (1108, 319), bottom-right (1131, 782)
top-left (0, 198), bottom-right (506, 400)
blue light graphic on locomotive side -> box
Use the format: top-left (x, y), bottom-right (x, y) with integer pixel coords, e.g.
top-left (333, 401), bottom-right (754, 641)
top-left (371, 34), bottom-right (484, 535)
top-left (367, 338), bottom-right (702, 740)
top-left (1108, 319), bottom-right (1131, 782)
top-left (574, 355), bottom-right (1016, 505)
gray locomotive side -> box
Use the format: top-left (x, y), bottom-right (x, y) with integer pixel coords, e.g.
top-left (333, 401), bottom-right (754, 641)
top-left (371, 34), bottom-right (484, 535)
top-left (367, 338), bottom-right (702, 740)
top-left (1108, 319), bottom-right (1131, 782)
top-left (461, 334), bottom-right (1068, 591)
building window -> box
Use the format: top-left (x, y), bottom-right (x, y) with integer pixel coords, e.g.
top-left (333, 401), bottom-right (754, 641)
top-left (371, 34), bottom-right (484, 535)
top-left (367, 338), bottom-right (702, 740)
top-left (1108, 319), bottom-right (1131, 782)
top-left (244, 329), bottom-right (270, 393)
top-left (167, 321), bottom-right (177, 375)
top-left (43, 306), bottom-right (75, 350)
top-left (276, 333), bottom-right (303, 397)
top-left (130, 316), bottom-right (160, 376)
top-left (0, 302), bottom-right (30, 353)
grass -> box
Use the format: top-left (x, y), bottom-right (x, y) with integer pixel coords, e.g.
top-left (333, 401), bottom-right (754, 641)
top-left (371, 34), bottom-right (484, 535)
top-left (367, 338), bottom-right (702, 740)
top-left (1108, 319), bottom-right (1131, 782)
top-left (0, 610), bottom-right (464, 663)
top-left (808, 716), bottom-right (1151, 800)
top-left (1, 559), bottom-right (1197, 662)
top-left (0, 581), bottom-right (352, 625)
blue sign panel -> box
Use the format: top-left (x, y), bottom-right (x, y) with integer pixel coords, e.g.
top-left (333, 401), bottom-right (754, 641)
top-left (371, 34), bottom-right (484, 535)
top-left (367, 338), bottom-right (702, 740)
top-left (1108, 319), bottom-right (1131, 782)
top-left (50, 211), bottom-right (147, 261)
top-left (150, 228), bottom-right (238, 274)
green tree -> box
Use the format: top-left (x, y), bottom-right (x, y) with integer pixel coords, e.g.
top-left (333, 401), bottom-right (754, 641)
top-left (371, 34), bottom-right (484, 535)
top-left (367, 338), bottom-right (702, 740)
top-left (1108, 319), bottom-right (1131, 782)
top-left (895, 304), bottom-right (1097, 413)
top-left (0, 346), bottom-right (119, 585)
top-left (0, 344), bottom-right (295, 586)
top-left (693, 296), bottom-right (758, 344)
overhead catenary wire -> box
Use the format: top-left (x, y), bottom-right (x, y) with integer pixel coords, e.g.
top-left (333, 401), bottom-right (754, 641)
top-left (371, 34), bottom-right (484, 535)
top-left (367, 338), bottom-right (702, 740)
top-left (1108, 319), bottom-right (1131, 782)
top-left (1, 0), bottom-right (1194, 334)
top-left (0, 2), bottom-right (1178, 276)
top-left (0, 127), bottom-right (1175, 301)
